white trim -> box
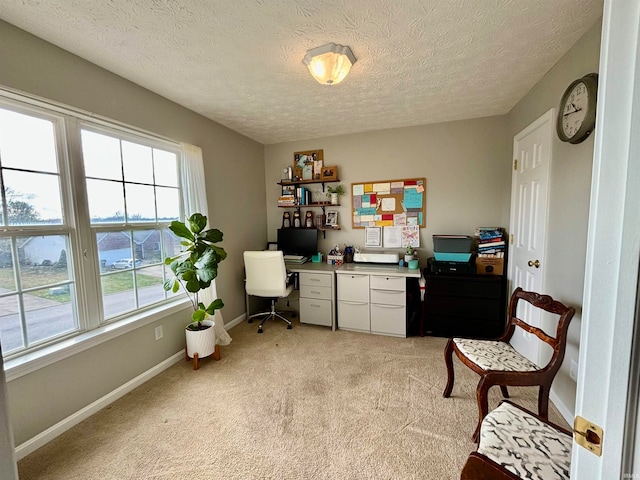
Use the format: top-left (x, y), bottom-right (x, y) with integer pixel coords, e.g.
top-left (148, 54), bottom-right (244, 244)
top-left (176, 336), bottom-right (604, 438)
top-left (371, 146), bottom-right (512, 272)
top-left (225, 312), bottom-right (247, 331)
top-left (4, 299), bottom-right (190, 382)
top-left (13, 350), bottom-right (184, 460)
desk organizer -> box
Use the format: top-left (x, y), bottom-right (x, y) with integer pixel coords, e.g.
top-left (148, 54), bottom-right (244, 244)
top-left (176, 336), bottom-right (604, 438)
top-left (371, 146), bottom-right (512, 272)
top-left (327, 254), bottom-right (344, 266)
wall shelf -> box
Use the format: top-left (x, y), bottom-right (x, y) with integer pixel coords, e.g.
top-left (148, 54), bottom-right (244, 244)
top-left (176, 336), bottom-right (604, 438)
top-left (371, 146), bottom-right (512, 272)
top-left (277, 178), bottom-right (342, 238)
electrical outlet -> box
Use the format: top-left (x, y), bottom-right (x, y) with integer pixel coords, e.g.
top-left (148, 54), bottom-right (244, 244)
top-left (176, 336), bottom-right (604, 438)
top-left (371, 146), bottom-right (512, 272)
top-left (570, 359), bottom-right (578, 381)
top-left (155, 325), bottom-right (163, 340)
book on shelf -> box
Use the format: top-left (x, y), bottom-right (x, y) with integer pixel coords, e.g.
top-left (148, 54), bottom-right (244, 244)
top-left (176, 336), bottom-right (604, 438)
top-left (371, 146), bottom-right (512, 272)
top-left (478, 241), bottom-right (505, 249)
top-left (477, 251), bottom-right (505, 258)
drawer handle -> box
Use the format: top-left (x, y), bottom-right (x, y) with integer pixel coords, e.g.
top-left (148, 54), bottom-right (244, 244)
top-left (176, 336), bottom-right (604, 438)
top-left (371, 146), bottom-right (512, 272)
top-left (373, 304), bottom-right (403, 309)
top-left (310, 278), bottom-right (320, 282)
top-left (310, 304), bottom-right (321, 308)
top-left (340, 300), bottom-right (367, 305)
top-left (311, 290), bottom-right (321, 294)
top-left (373, 289), bottom-right (402, 294)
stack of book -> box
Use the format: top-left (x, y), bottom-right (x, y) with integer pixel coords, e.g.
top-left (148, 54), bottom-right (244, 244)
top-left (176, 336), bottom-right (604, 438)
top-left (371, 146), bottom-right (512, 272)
top-left (278, 195), bottom-right (295, 206)
top-left (475, 227), bottom-right (505, 258)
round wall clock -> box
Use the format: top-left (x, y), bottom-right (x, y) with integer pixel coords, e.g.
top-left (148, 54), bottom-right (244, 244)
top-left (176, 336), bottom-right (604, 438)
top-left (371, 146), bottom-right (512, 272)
top-left (556, 73), bottom-right (598, 144)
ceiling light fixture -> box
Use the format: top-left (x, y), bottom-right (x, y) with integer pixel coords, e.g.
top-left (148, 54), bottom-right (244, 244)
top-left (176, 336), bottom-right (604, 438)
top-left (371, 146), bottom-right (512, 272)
top-left (303, 43), bottom-right (357, 85)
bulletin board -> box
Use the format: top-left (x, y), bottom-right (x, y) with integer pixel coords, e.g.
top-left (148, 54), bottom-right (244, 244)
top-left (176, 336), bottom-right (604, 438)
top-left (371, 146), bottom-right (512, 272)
top-left (351, 178), bottom-right (426, 229)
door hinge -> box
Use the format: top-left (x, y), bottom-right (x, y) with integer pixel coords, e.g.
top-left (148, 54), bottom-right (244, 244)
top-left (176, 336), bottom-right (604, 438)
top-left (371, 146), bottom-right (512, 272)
top-left (509, 234), bottom-right (514, 245)
top-left (513, 159), bottom-right (518, 170)
top-left (574, 416), bottom-right (603, 456)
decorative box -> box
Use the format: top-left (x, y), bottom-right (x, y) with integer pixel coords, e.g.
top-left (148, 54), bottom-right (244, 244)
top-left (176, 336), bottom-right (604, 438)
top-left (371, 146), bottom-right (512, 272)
top-left (326, 254), bottom-right (344, 266)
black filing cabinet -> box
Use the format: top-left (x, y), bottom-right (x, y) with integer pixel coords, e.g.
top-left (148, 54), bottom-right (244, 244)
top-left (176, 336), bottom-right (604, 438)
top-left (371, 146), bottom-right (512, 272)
top-left (423, 271), bottom-right (507, 339)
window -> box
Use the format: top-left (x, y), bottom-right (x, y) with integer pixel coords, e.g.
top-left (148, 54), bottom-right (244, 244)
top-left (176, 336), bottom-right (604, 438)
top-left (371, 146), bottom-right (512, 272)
top-left (81, 127), bottom-right (182, 319)
top-left (0, 97), bottom-right (184, 358)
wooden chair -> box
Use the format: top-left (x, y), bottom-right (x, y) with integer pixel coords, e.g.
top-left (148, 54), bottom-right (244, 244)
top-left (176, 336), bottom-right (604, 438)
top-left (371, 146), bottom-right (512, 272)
top-left (443, 287), bottom-right (575, 442)
top-left (460, 400), bottom-right (572, 480)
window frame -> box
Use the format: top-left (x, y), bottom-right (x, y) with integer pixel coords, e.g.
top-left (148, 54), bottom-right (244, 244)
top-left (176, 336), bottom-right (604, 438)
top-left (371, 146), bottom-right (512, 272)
top-left (0, 90), bottom-right (187, 363)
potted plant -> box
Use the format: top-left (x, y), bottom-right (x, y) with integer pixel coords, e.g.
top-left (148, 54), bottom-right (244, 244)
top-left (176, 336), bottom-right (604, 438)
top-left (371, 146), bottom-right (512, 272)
top-left (405, 245), bottom-right (415, 263)
top-left (163, 213), bottom-right (227, 368)
top-left (326, 184), bottom-right (346, 205)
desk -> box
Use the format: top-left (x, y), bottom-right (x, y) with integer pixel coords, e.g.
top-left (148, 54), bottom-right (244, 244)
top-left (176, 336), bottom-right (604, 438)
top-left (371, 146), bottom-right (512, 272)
top-left (286, 262), bottom-right (340, 330)
top-left (336, 264), bottom-right (420, 337)
top-left (245, 262), bottom-right (419, 335)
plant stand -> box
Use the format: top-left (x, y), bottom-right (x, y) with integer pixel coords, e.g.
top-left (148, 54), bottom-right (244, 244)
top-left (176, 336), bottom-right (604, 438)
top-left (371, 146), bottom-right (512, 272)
top-left (185, 344), bottom-right (221, 370)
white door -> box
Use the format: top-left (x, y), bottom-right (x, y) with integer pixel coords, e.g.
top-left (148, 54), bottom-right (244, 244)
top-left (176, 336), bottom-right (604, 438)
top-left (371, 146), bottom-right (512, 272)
top-left (572, 1), bottom-right (640, 477)
top-left (508, 109), bottom-right (554, 364)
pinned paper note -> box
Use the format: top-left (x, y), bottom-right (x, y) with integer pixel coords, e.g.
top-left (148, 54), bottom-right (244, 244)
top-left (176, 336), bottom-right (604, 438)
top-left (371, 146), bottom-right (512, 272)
top-left (404, 188), bottom-right (422, 209)
top-left (383, 226), bottom-right (402, 248)
top-left (353, 184), bottom-right (364, 196)
top-left (381, 197), bottom-right (396, 211)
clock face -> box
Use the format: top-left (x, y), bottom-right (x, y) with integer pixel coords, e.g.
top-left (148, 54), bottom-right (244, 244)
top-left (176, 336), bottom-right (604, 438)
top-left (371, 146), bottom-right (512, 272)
top-left (556, 73), bottom-right (598, 144)
top-left (561, 82), bottom-right (589, 139)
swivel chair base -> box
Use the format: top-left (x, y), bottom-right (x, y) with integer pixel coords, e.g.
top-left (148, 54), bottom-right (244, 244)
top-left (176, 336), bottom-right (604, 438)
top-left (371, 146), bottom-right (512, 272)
top-left (248, 298), bottom-right (293, 333)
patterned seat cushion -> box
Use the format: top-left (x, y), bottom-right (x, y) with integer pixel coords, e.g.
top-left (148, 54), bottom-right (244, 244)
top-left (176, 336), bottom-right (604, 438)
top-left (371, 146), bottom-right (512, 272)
top-left (453, 338), bottom-right (539, 371)
top-left (477, 401), bottom-right (572, 480)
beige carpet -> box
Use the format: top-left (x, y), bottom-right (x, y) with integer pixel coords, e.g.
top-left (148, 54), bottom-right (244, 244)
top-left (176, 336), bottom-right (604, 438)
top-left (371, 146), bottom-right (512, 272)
top-left (18, 316), bottom-right (568, 480)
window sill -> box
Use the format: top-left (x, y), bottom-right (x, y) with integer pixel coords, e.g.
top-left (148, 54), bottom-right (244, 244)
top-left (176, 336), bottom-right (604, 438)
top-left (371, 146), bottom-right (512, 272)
top-left (4, 299), bottom-right (190, 382)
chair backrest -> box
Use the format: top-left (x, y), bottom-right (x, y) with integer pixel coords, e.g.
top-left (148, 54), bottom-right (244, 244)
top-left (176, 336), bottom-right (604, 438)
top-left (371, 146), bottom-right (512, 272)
top-left (501, 287), bottom-right (576, 370)
top-left (243, 250), bottom-right (289, 298)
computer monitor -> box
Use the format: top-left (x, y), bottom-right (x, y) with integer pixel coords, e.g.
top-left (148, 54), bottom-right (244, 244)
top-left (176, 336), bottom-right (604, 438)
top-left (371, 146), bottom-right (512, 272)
top-left (277, 228), bottom-right (318, 257)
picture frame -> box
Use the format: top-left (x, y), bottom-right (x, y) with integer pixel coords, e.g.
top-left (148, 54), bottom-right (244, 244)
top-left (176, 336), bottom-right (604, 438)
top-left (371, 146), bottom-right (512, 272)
top-left (325, 210), bottom-right (338, 226)
top-left (321, 165), bottom-right (338, 181)
top-left (293, 149), bottom-right (323, 181)
top-left (281, 185), bottom-right (295, 196)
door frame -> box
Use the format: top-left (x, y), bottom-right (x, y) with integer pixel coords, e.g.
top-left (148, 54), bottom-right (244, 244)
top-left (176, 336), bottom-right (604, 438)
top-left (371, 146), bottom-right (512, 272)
top-left (572, 0), bottom-right (640, 476)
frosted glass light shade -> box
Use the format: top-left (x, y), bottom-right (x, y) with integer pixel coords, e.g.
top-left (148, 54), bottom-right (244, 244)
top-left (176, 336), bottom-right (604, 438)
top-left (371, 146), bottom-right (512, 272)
top-left (303, 43), bottom-right (357, 85)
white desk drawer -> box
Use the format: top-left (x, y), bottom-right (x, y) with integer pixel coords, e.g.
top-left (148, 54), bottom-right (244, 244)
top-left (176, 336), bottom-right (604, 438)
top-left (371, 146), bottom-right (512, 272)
top-left (300, 272), bottom-right (331, 288)
top-left (300, 284), bottom-right (331, 300)
top-left (300, 298), bottom-right (332, 327)
top-left (370, 288), bottom-right (405, 306)
top-left (370, 275), bottom-right (405, 291)
top-left (337, 300), bottom-right (370, 331)
top-left (371, 303), bottom-right (406, 337)
top-left (337, 274), bottom-right (369, 302)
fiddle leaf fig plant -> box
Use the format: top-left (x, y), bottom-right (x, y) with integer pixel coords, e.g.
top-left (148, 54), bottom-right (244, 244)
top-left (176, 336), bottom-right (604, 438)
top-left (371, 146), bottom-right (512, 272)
top-left (163, 213), bottom-right (227, 330)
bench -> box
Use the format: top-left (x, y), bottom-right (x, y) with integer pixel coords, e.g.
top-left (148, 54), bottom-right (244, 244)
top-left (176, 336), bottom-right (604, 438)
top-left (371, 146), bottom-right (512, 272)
top-left (460, 400), bottom-right (572, 480)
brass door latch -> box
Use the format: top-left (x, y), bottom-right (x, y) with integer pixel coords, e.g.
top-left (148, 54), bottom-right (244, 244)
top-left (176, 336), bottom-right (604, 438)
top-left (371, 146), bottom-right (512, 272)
top-left (574, 416), bottom-right (603, 456)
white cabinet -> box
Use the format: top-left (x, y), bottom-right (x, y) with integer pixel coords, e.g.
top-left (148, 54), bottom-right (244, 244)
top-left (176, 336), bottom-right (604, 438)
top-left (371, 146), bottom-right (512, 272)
top-left (337, 274), bottom-right (370, 332)
top-left (299, 272), bottom-right (334, 327)
top-left (337, 271), bottom-right (407, 337)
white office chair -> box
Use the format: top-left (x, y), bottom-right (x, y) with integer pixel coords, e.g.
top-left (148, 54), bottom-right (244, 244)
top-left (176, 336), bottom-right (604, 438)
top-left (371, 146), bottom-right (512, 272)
top-left (243, 250), bottom-right (294, 333)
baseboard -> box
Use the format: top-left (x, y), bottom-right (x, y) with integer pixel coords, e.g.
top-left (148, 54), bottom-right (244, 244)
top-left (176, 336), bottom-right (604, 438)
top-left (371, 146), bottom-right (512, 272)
top-left (550, 388), bottom-right (574, 426)
top-left (14, 351), bottom-right (184, 460)
top-left (225, 312), bottom-right (246, 331)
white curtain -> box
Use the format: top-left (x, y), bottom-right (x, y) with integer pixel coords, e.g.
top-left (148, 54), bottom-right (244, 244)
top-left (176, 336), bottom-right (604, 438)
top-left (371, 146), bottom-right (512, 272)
top-left (180, 143), bottom-right (232, 346)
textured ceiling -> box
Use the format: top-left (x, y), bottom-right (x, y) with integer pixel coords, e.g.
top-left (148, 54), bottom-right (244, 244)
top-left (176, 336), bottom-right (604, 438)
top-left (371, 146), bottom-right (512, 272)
top-left (0, 0), bottom-right (603, 145)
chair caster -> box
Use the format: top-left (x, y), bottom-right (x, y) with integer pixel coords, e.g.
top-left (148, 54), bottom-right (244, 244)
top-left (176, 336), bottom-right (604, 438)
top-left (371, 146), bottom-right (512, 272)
top-left (257, 327), bottom-right (263, 333)
top-left (287, 324), bottom-right (292, 329)
top-left (248, 318), bottom-right (253, 323)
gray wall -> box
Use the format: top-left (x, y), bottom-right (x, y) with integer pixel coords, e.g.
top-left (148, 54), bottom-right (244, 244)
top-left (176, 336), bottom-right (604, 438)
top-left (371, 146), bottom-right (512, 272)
top-left (0, 20), bottom-right (266, 445)
top-left (265, 116), bottom-right (512, 258)
top-left (507, 20), bottom-right (601, 417)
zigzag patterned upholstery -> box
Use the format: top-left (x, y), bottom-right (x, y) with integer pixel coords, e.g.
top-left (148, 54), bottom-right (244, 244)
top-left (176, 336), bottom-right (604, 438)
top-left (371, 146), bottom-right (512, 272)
top-left (453, 338), bottom-right (539, 372)
top-left (461, 401), bottom-right (572, 480)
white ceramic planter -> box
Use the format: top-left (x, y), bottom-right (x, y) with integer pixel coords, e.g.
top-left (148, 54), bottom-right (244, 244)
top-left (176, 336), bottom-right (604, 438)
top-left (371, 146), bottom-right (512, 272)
top-left (185, 319), bottom-right (216, 359)
top-left (330, 193), bottom-right (339, 205)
